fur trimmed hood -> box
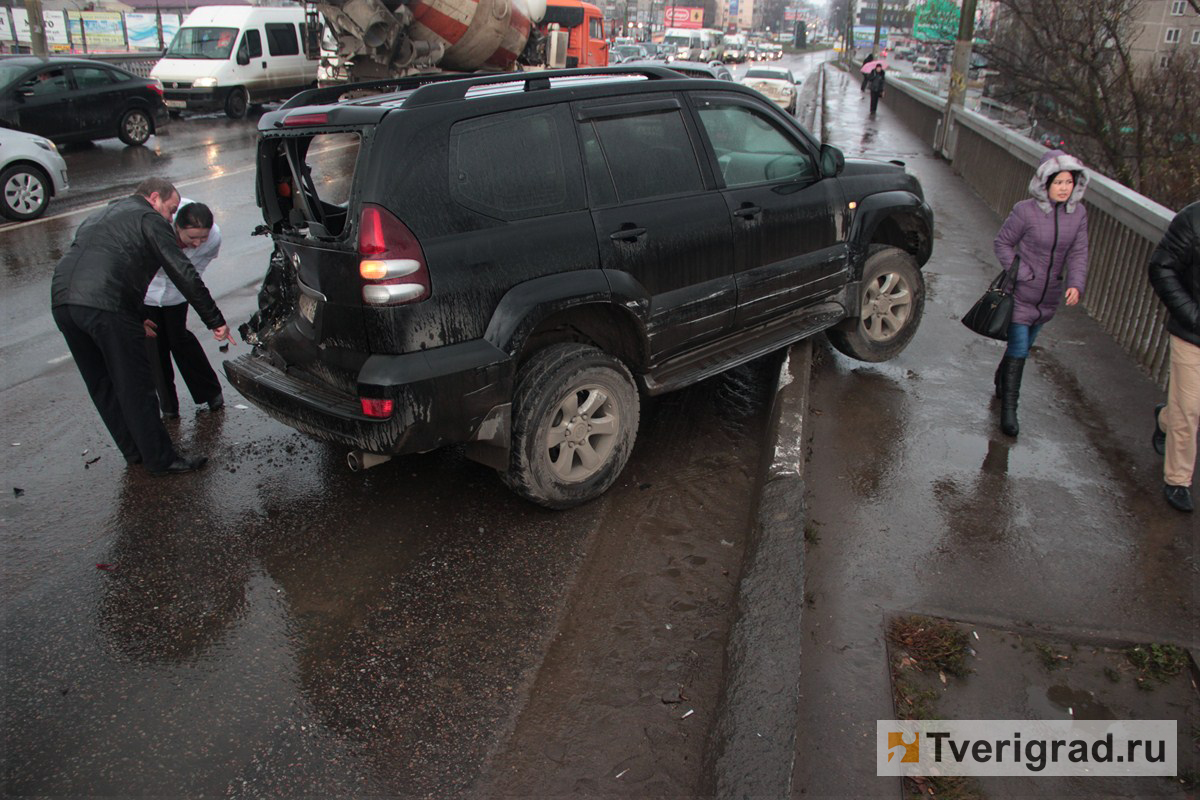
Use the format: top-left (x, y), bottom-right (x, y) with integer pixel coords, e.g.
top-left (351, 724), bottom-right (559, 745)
top-left (1029, 149), bottom-right (1089, 213)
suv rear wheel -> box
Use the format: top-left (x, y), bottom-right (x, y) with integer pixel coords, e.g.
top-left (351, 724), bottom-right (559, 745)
top-left (827, 245), bottom-right (925, 362)
top-left (505, 343), bottom-right (639, 509)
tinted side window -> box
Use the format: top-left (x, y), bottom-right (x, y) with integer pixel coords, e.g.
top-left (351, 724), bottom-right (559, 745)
top-left (695, 101), bottom-right (816, 187)
top-left (265, 23), bottom-right (299, 56)
top-left (586, 109), bottom-right (703, 203)
top-left (239, 29), bottom-right (263, 59)
top-left (22, 68), bottom-right (69, 97)
top-left (72, 67), bottom-right (115, 89)
top-left (449, 107), bottom-right (574, 221)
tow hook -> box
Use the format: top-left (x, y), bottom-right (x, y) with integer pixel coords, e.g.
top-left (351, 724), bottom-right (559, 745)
top-left (347, 450), bottom-right (392, 471)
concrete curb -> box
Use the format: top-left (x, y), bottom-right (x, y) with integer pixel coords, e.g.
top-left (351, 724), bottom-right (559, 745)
top-left (704, 341), bottom-right (812, 798)
top-left (704, 61), bottom-right (826, 798)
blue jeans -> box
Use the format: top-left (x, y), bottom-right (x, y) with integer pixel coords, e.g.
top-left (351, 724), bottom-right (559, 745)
top-left (1005, 322), bottom-right (1043, 358)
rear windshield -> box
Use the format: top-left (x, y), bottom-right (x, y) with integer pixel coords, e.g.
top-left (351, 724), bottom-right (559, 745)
top-left (260, 131), bottom-right (361, 239)
top-left (166, 26), bottom-right (239, 59)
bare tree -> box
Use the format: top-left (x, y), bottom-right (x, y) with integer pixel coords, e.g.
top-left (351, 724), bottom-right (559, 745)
top-left (984, 0), bottom-right (1198, 208)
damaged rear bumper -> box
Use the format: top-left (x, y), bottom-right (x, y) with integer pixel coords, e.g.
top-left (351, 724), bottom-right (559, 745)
top-left (224, 339), bottom-right (512, 456)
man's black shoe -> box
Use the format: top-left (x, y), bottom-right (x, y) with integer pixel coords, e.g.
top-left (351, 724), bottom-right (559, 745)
top-left (1152, 403), bottom-right (1166, 456)
top-left (150, 455), bottom-right (208, 477)
top-left (124, 453), bottom-right (142, 465)
top-left (1164, 483), bottom-right (1194, 513)
top-left (198, 393), bottom-right (225, 413)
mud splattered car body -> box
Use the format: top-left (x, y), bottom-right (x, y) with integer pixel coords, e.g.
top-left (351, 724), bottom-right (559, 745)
top-left (226, 67), bottom-right (933, 508)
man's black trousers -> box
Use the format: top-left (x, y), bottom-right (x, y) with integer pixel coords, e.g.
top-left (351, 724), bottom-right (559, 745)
top-left (142, 302), bottom-right (222, 414)
top-left (52, 304), bottom-right (177, 471)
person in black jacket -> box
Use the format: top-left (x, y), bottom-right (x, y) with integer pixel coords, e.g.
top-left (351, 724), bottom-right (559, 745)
top-left (1149, 201), bottom-right (1200, 512)
top-left (51, 178), bottom-right (236, 476)
top-left (866, 64), bottom-right (886, 115)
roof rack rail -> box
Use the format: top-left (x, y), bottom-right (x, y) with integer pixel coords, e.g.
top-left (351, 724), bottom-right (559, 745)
top-left (280, 72), bottom-right (470, 110)
top-left (403, 66), bottom-right (684, 108)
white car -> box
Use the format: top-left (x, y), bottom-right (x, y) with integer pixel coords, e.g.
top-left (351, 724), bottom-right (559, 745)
top-left (0, 127), bottom-right (69, 221)
top-left (740, 67), bottom-right (798, 115)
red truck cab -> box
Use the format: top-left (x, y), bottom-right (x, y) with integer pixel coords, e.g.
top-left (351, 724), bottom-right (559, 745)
top-left (540, 0), bottom-right (609, 67)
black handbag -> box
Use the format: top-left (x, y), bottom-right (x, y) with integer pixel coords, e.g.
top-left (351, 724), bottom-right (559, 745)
top-left (962, 257), bottom-right (1019, 341)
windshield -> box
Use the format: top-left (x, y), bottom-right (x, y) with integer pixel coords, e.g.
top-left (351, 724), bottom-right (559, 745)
top-left (165, 26), bottom-right (239, 59)
top-left (664, 35), bottom-right (695, 46)
top-left (745, 69), bottom-right (786, 80)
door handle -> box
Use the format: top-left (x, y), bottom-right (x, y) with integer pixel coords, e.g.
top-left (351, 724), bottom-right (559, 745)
top-left (609, 226), bottom-right (646, 242)
top-left (732, 205), bottom-right (761, 219)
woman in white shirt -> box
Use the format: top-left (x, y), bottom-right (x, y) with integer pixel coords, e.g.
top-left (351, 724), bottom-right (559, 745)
top-left (142, 201), bottom-right (224, 418)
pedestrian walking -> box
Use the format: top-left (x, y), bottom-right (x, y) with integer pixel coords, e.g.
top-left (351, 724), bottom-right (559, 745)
top-left (51, 178), bottom-right (235, 476)
top-left (1148, 201), bottom-right (1200, 513)
top-left (860, 51), bottom-right (876, 91)
top-left (866, 64), bottom-right (886, 115)
top-left (142, 200), bottom-right (225, 418)
top-left (991, 150), bottom-right (1090, 437)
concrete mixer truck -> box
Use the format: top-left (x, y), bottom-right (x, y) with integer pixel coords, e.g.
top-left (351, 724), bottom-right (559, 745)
top-left (309, 0), bottom-right (609, 84)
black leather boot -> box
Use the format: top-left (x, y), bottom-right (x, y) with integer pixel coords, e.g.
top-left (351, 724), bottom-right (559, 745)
top-left (999, 357), bottom-right (1025, 437)
top-left (994, 359), bottom-right (1004, 399)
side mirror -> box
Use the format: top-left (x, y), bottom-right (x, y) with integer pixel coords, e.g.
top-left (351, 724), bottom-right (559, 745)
top-left (819, 143), bottom-right (844, 178)
top-left (236, 49), bottom-right (250, 66)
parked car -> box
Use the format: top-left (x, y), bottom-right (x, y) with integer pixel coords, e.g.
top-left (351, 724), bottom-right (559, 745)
top-left (740, 66), bottom-right (798, 114)
top-left (913, 56), bottom-right (938, 73)
top-left (151, 5), bottom-right (319, 119)
top-left (0, 126), bottom-right (69, 220)
top-left (0, 56), bottom-right (169, 146)
top-left (226, 66), bottom-right (933, 508)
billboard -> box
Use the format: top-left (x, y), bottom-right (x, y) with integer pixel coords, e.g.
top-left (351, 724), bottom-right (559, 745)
top-left (852, 25), bottom-right (888, 48)
top-left (126, 12), bottom-right (180, 49)
top-left (67, 11), bottom-right (126, 49)
top-left (8, 8), bottom-right (71, 46)
top-left (664, 6), bottom-right (703, 28)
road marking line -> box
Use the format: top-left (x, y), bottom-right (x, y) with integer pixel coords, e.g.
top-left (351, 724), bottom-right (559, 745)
top-left (48, 353), bottom-right (72, 364)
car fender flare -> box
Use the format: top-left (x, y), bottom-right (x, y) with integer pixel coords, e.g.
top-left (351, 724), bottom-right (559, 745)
top-left (847, 190), bottom-right (934, 272)
top-left (483, 269), bottom-right (651, 360)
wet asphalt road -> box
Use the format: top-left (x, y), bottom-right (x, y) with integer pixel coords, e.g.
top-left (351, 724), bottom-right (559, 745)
top-left (1, 56), bottom-right (825, 796)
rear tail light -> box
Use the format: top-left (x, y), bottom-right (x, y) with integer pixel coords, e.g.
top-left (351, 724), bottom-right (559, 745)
top-left (360, 397), bottom-right (394, 418)
top-left (150, 79), bottom-right (164, 97)
top-left (357, 204), bottom-right (430, 306)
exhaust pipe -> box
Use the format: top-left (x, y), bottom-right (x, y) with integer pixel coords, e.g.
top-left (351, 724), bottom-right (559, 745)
top-left (347, 450), bottom-right (392, 471)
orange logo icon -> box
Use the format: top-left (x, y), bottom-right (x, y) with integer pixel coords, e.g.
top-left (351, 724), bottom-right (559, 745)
top-left (887, 732), bottom-right (919, 763)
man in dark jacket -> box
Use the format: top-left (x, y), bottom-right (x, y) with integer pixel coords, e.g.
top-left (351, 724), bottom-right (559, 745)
top-left (1149, 201), bottom-right (1200, 512)
top-left (51, 177), bottom-right (235, 476)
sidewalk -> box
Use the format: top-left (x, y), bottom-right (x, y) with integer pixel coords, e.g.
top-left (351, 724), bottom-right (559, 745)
top-left (716, 62), bottom-right (1196, 799)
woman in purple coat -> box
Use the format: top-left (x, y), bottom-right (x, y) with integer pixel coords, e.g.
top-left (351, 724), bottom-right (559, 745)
top-left (992, 149), bottom-right (1090, 437)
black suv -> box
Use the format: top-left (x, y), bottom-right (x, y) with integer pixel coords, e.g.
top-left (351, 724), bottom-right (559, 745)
top-left (226, 67), bottom-right (933, 508)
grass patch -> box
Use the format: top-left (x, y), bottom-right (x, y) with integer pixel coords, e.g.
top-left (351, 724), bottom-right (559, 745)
top-left (1032, 641), bottom-right (1069, 671)
top-left (803, 521), bottom-right (821, 544)
top-left (1124, 643), bottom-right (1188, 690)
top-left (904, 775), bottom-right (987, 800)
top-left (892, 674), bottom-right (940, 720)
top-left (887, 616), bottom-right (973, 678)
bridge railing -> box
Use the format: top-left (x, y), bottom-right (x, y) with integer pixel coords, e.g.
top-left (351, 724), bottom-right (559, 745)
top-left (875, 68), bottom-right (1178, 388)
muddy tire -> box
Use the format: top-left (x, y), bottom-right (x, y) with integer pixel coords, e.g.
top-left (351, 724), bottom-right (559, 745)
top-left (827, 245), bottom-right (924, 362)
top-left (504, 343), bottom-right (639, 509)
top-left (117, 108), bottom-right (152, 146)
top-left (224, 87), bottom-right (249, 120)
